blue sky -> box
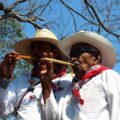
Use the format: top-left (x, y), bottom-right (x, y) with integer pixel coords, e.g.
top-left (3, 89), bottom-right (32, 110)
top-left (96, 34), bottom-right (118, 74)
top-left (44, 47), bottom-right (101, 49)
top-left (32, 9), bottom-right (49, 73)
top-left (8, 0), bottom-right (120, 73)
top-left (23, 23), bottom-right (120, 73)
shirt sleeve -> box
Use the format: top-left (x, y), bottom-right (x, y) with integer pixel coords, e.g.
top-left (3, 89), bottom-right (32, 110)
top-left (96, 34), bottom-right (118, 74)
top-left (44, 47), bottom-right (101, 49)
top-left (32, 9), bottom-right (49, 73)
top-left (41, 90), bottom-right (58, 120)
top-left (102, 70), bottom-right (120, 120)
top-left (0, 78), bottom-right (18, 117)
top-left (0, 87), bottom-right (8, 117)
top-left (43, 74), bottom-right (73, 120)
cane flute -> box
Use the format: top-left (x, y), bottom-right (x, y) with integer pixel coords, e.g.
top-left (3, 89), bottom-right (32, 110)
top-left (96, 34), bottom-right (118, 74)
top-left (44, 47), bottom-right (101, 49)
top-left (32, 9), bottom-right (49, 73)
top-left (16, 55), bottom-right (74, 66)
top-left (42, 58), bottom-right (74, 66)
top-left (16, 55), bottom-right (35, 60)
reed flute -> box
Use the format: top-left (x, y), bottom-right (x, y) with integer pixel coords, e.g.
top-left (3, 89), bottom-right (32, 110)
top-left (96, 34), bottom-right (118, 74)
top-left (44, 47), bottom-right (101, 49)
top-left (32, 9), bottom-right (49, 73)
top-left (17, 55), bottom-right (35, 60)
top-left (17, 55), bottom-right (74, 66)
top-left (42, 58), bottom-right (74, 66)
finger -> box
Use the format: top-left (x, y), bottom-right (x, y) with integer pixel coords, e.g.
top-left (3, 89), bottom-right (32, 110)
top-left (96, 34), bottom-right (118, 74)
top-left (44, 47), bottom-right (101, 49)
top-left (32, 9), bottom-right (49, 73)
top-left (8, 54), bottom-right (17, 65)
top-left (39, 52), bottom-right (48, 63)
top-left (43, 52), bottom-right (48, 58)
top-left (48, 52), bottom-right (53, 71)
top-left (70, 57), bottom-right (78, 63)
top-left (4, 52), bottom-right (19, 63)
top-left (41, 52), bottom-right (54, 78)
top-left (5, 51), bottom-right (19, 58)
top-left (47, 52), bottom-right (54, 78)
top-left (48, 52), bottom-right (54, 58)
top-left (66, 56), bottom-right (71, 62)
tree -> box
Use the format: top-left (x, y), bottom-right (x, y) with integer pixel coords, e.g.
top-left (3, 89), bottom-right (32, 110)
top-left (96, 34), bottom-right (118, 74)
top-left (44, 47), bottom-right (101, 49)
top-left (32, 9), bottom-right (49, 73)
top-left (0, 18), bottom-right (32, 78)
top-left (0, 18), bottom-right (23, 56)
top-left (0, 0), bottom-right (119, 38)
top-left (0, 0), bottom-right (120, 62)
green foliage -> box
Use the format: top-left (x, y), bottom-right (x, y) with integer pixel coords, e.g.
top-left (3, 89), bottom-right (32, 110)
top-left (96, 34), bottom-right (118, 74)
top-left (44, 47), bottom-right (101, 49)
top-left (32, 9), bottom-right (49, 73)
top-left (14, 60), bottom-right (32, 79)
top-left (0, 18), bottom-right (32, 79)
top-left (0, 18), bottom-right (24, 55)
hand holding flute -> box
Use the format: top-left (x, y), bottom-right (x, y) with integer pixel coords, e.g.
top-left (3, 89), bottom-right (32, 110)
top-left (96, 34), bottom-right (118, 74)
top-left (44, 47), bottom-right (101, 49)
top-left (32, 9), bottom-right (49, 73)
top-left (17, 54), bottom-right (74, 66)
top-left (0, 51), bottom-right (19, 79)
top-left (0, 51), bottom-right (74, 79)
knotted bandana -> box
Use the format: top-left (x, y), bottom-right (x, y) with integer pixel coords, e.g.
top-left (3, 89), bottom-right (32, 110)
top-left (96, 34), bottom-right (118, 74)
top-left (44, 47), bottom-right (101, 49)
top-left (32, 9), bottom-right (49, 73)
top-left (72, 64), bottom-right (109, 105)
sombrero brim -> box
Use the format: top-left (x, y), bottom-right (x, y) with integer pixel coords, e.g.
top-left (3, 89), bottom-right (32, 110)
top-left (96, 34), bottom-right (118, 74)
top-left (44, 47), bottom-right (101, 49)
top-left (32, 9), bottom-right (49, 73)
top-left (60, 31), bottom-right (116, 68)
top-left (14, 37), bottom-right (66, 63)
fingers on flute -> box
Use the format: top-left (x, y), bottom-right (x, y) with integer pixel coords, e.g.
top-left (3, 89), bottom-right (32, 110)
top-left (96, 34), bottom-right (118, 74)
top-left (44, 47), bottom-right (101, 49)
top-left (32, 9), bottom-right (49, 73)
top-left (4, 52), bottom-right (19, 64)
top-left (40, 52), bottom-right (54, 77)
top-left (39, 53), bottom-right (49, 74)
top-left (48, 52), bottom-right (54, 76)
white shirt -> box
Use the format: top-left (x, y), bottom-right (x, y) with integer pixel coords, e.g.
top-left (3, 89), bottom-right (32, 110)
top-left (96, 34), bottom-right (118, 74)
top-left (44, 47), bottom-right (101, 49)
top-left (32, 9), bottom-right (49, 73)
top-left (55, 69), bottom-right (120, 120)
top-left (0, 73), bottom-right (72, 120)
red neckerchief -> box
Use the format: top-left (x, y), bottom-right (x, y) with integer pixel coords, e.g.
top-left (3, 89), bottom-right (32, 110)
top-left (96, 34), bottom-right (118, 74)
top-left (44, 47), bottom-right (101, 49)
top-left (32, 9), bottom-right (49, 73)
top-left (52, 69), bottom-right (66, 91)
top-left (72, 65), bottom-right (109, 105)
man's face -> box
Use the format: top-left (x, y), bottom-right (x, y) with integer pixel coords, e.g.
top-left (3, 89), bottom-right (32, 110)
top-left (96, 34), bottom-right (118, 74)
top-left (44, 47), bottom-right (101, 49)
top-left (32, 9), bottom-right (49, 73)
top-left (70, 43), bottom-right (101, 72)
top-left (31, 42), bottom-right (51, 57)
top-left (30, 41), bottom-right (62, 76)
top-left (30, 41), bottom-right (56, 65)
top-left (77, 52), bottom-right (97, 71)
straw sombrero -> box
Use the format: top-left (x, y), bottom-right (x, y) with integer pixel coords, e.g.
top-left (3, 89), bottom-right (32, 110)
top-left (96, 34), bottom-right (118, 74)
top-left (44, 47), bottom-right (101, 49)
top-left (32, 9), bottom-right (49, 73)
top-left (60, 31), bottom-right (116, 68)
top-left (14, 29), bottom-right (66, 63)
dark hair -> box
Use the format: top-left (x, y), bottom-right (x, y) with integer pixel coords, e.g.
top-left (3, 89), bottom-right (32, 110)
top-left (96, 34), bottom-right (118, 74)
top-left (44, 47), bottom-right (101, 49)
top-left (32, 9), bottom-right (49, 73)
top-left (70, 43), bottom-right (102, 61)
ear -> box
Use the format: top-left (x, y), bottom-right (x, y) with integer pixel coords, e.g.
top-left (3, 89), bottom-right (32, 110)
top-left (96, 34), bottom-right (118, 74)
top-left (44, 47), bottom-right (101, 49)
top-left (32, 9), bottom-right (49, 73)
top-left (93, 55), bottom-right (101, 65)
top-left (93, 60), bottom-right (99, 65)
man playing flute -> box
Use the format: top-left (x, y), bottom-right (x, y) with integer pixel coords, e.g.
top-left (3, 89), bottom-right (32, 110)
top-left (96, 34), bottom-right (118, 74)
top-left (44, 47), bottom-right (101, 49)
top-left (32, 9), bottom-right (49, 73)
top-left (54, 31), bottom-right (120, 120)
top-left (0, 29), bottom-right (72, 120)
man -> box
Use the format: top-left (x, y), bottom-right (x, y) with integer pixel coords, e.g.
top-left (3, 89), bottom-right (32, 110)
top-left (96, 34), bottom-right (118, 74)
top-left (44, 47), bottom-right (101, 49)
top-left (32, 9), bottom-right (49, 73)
top-left (0, 29), bottom-right (72, 120)
top-left (54, 31), bottom-right (120, 120)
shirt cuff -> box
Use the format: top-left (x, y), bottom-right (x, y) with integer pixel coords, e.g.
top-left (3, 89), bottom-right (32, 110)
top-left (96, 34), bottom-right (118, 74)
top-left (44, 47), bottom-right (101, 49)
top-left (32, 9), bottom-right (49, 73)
top-left (0, 76), bottom-right (9, 89)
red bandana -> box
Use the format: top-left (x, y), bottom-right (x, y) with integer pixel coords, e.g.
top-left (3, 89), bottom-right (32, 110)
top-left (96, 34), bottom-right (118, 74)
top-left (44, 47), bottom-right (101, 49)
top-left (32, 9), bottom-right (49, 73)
top-left (72, 65), bottom-right (109, 105)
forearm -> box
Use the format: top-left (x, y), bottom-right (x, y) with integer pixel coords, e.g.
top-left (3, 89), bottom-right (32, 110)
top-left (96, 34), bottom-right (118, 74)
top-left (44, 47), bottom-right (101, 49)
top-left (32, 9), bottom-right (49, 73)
top-left (0, 76), bottom-right (9, 89)
top-left (42, 88), bottom-right (51, 104)
top-left (0, 76), bottom-right (9, 117)
top-left (0, 61), bottom-right (14, 80)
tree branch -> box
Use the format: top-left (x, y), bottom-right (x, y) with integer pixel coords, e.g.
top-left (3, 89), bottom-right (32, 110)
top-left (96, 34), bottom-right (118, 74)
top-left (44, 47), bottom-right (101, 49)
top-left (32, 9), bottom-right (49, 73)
top-left (0, 12), bottom-right (42, 29)
top-left (84, 0), bottom-right (120, 38)
top-left (9, 0), bottom-right (28, 10)
top-left (59, 0), bottom-right (99, 25)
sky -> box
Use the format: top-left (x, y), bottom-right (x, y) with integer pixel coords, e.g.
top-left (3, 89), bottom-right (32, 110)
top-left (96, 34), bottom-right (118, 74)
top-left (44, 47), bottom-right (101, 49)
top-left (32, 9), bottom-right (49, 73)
top-left (22, 23), bottom-right (120, 73)
top-left (7, 0), bottom-right (120, 73)
top-left (21, 4), bottom-right (120, 74)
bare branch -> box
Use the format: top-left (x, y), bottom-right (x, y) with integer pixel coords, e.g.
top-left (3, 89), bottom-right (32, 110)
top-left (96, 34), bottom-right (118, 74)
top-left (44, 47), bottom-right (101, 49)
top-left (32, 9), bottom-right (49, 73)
top-left (0, 12), bottom-right (42, 29)
top-left (84, 0), bottom-right (120, 38)
top-left (39, 0), bottom-right (52, 16)
top-left (66, 7), bottom-right (77, 32)
top-left (9, 0), bottom-right (28, 10)
top-left (59, 0), bottom-right (99, 25)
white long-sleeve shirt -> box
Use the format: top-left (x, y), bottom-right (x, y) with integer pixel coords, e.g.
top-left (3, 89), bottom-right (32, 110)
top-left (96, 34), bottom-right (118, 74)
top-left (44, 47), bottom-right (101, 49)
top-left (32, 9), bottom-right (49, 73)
top-left (0, 73), bottom-right (72, 120)
top-left (55, 69), bottom-right (120, 120)
top-left (1, 69), bottom-right (120, 120)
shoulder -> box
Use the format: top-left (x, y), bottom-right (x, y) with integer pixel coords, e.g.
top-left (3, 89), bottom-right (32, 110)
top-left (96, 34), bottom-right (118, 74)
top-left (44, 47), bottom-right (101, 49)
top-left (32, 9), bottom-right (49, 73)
top-left (98, 69), bottom-right (120, 85)
top-left (52, 73), bottom-right (73, 90)
top-left (102, 69), bottom-right (120, 77)
top-left (62, 73), bottom-right (74, 79)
